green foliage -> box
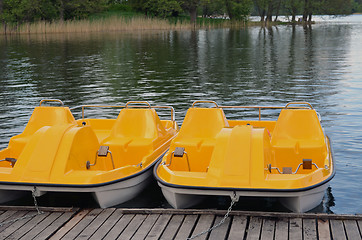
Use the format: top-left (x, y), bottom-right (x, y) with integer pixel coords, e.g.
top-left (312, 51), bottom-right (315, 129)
top-left (60, 0), bottom-right (108, 20)
top-left (284, 0), bottom-right (303, 18)
top-left (200, 0), bottom-right (226, 17)
top-left (143, 0), bottom-right (182, 17)
top-left (226, 0), bottom-right (253, 20)
top-left (352, 0), bottom-right (362, 12)
top-left (0, 0), bottom-right (107, 23)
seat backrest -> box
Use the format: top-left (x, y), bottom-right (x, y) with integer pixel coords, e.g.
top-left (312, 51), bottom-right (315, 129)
top-left (271, 109), bottom-right (324, 144)
top-left (110, 108), bottom-right (164, 139)
top-left (178, 108), bottom-right (228, 139)
top-left (22, 106), bottom-right (76, 136)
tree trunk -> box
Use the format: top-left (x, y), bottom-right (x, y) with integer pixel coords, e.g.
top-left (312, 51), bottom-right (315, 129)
top-left (60, 0), bottom-right (65, 22)
top-left (266, 1), bottom-right (274, 23)
top-left (225, 0), bottom-right (233, 20)
top-left (260, 10), bottom-right (265, 22)
top-left (308, 13), bottom-right (312, 23)
top-left (274, 0), bottom-right (282, 21)
top-left (302, 0), bottom-right (308, 22)
top-left (190, 6), bottom-right (197, 25)
top-left (0, 0), bottom-right (4, 34)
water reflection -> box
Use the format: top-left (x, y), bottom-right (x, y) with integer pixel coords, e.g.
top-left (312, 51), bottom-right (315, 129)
top-left (0, 18), bottom-right (361, 213)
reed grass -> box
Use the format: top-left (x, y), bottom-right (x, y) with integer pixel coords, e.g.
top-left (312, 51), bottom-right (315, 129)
top-left (0, 15), bottom-right (250, 35)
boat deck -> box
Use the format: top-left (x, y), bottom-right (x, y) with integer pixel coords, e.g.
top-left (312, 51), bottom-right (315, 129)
top-left (0, 206), bottom-right (360, 239)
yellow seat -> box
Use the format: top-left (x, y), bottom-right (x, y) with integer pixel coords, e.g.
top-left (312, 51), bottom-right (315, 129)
top-left (271, 109), bottom-right (326, 170)
top-left (102, 108), bottom-right (166, 167)
top-left (9, 107), bottom-right (76, 157)
top-left (169, 108), bottom-right (228, 172)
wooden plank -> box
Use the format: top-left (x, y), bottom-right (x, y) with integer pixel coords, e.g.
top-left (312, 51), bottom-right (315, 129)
top-left (117, 208), bottom-right (362, 220)
top-left (343, 220), bottom-right (361, 240)
top-left (330, 219), bottom-right (347, 240)
top-left (317, 219), bottom-right (331, 240)
top-left (289, 218), bottom-right (302, 240)
top-left (61, 208), bottom-right (103, 239)
top-left (0, 206), bottom-right (75, 212)
top-left (189, 214), bottom-right (215, 240)
top-left (0, 210), bottom-right (29, 232)
top-left (246, 217), bottom-right (262, 240)
top-left (0, 206), bottom-right (76, 212)
top-left (145, 214), bottom-right (172, 240)
top-left (50, 209), bottom-right (90, 240)
top-left (19, 212), bottom-right (63, 240)
top-left (159, 214), bottom-right (185, 240)
top-left (359, 220), bottom-right (362, 237)
top-left (303, 218), bottom-right (317, 240)
top-left (89, 209), bottom-right (124, 240)
top-left (6, 212), bottom-right (50, 239)
top-left (76, 208), bottom-right (116, 239)
top-left (0, 211), bottom-right (36, 239)
top-left (131, 214), bottom-right (160, 240)
top-left (260, 218), bottom-right (275, 240)
top-left (0, 210), bottom-right (18, 222)
top-left (228, 216), bottom-right (247, 240)
top-left (36, 211), bottom-right (76, 240)
top-left (274, 218), bottom-right (288, 240)
top-left (174, 215), bottom-right (199, 240)
top-left (208, 215), bottom-right (231, 240)
top-left (116, 214), bottom-right (147, 239)
top-left (103, 214), bottom-right (135, 240)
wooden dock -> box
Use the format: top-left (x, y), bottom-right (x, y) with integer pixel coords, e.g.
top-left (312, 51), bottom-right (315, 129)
top-left (0, 206), bottom-right (360, 239)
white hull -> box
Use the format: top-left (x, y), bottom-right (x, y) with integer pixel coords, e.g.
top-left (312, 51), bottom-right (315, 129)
top-left (0, 168), bottom-right (153, 208)
top-left (158, 182), bottom-right (329, 213)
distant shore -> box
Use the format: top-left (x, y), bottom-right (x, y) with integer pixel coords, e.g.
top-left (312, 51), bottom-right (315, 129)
top-left (0, 15), bottom-right (309, 35)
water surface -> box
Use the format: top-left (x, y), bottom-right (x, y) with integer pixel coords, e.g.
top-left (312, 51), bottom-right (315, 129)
top-left (1, 15), bottom-right (362, 214)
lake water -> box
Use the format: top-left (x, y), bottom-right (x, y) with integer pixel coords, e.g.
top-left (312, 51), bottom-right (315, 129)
top-left (1, 15), bottom-right (362, 214)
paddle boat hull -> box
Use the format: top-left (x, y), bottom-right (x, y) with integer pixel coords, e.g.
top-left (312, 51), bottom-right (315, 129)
top-left (157, 173), bottom-right (330, 212)
top-left (154, 101), bottom-right (334, 212)
top-left (0, 100), bottom-right (178, 207)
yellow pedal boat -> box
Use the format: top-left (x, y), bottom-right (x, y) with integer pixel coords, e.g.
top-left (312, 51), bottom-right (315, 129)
top-left (154, 101), bottom-right (334, 212)
top-left (0, 100), bottom-right (178, 207)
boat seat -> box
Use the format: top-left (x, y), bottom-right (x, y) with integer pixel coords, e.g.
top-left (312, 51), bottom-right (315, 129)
top-left (102, 108), bottom-right (165, 167)
top-left (271, 109), bottom-right (326, 168)
top-left (170, 108), bottom-right (228, 172)
top-left (9, 107), bottom-right (77, 157)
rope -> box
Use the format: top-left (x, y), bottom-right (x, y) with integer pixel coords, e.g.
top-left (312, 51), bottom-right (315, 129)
top-left (187, 192), bottom-right (238, 240)
top-left (0, 187), bottom-right (44, 227)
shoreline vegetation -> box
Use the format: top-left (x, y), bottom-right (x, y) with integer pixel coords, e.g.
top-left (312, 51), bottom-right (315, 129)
top-left (0, 0), bottom-right (359, 35)
top-left (0, 16), bottom-right (306, 35)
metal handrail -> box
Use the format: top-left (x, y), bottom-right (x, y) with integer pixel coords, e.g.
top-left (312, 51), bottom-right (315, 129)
top-left (190, 100), bottom-right (313, 121)
top-left (192, 100), bottom-right (219, 108)
top-left (285, 102), bottom-right (313, 109)
top-left (70, 104), bottom-right (175, 122)
top-left (125, 101), bottom-right (151, 108)
top-left (219, 103), bottom-right (312, 121)
top-left (39, 99), bottom-right (64, 107)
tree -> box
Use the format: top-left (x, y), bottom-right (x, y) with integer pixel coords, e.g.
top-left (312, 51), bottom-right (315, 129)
top-left (284, 0), bottom-right (303, 22)
top-left (225, 0), bottom-right (252, 21)
top-left (253, 0), bottom-right (268, 21)
top-left (143, 0), bottom-right (182, 17)
top-left (180, 0), bottom-right (199, 24)
top-left (201, 0), bottom-right (224, 18)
